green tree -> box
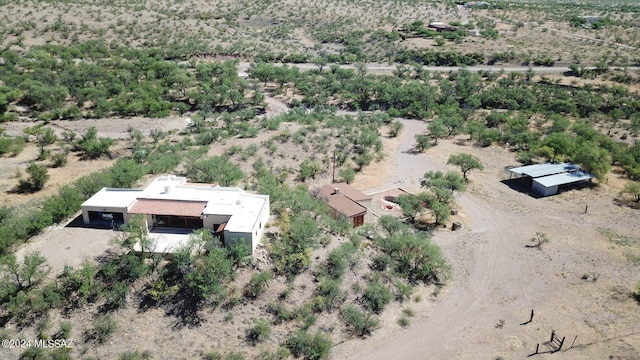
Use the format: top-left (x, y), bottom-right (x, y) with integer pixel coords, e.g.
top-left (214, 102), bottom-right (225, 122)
top-left (428, 120), bottom-right (448, 145)
top-left (110, 158), bottom-right (145, 188)
top-left (395, 194), bottom-right (426, 221)
top-left (299, 160), bottom-right (323, 181)
top-left (464, 120), bottom-right (485, 140)
top-left (78, 126), bottom-right (114, 159)
top-left (414, 134), bottom-right (431, 152)
top-left (447, 153), bottom-right (484, 181)
top-left (112, 214), bottom-right (156, 255)
top-left (620, 181), bottom-right (640, 202)
top-left (421, 171), bottom-right (466, 198)
top-left (378, 215), bottom-right (405, 238)
top-left (0, 252), bottom-right (50, 296)
top-left (354, 151), bottom-right (373, 171)
top-left (187, 156), bottom-right (244, 186)
top-left (375, 231), bottom-right (449, 284)
top-left (571, 142), bottom-right (611, 182)
top-left (339, 167), bottom-right (356, 184)
top-left (36, 127), bottom-right (56, 159)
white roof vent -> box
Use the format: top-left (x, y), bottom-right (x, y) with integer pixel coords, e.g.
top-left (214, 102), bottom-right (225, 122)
top-left (164, 186), bottom-right (170, 193)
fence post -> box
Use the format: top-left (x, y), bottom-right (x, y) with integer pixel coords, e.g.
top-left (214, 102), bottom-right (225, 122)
top-left (550, 330), bottom-right (555, 342)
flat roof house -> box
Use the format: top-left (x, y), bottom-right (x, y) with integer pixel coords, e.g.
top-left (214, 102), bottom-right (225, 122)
top-left (81, 175), bottom-right (270, 254)
top-left (316, 183), bottom-right (372, 227)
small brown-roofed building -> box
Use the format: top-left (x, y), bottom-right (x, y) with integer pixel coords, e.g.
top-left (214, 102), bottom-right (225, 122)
top-left (316, 184), bottom-right (372, 227)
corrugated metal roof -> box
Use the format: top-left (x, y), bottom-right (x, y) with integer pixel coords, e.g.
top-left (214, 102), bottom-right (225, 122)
top-left (533, 171), bottom-right (594, 188)
top-left (509, 163), bottom-right (581, 178)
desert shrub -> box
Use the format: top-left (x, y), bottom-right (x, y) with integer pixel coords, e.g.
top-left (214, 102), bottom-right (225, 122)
top-left (91, 315), bottom-right (118, 343)
top-left (295, 302), bottom-right (317, 330)
top-left (362, 274), bottom-right (392, 313)
top-left (313, 277), bottom-right (344, 312)
top-left (258, 346), bottom-right (291, 360)
top-left (104, 281), bottom-right (129, 310)
top-left (118, 350), bottom-right (152, 360)
top-left (375, 231), bottom-right (449, 284)
top-left (394, 280), bottom-right (414, 302)
top-left (388, 121), bottom-right (403, 137)
top-left (17, 162), bottom-right (49, 193)
top-left (354, 151), bottom-right (373, 171)
top-left (50, 149), bottom-right (69, 168)
top-left (340, 305), bottom-right (379, 337)
top-left (246, 318), bottom-right (271, 344)
top-left (268, 301), bottom-right (293, 324)
top-left (269, 215), bottom-right (320, 278)
top-left (55, 321), bottom-right (72, 340)
top-left (286, 330), bottom-right (332, 360)
top-left (244, 271), bottom-right (273, 299)
top-left (78, 127), bottom-right (114, 159)
top-left (0, 135), bottom-right (26, 156)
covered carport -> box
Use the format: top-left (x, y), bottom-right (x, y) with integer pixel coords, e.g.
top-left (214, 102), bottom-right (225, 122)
top-left (81, 188), bottom-right (141, 227)
top-left (532, 171), bottom-right (594, 196)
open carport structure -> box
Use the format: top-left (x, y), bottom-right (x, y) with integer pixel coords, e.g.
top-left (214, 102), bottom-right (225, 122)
top-left (507, 162), bottom-right (593, 196)
top-left (508, 163), bottom-right (581, 179)
top-left (532, 171), bottom-right (594, 196)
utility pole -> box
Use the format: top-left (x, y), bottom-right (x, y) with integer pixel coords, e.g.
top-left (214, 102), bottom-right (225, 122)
top-left (332, 149), bottom-right (336, 183)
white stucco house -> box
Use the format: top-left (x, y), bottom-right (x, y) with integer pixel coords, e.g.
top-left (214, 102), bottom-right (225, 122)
top-left (81, 175), bottom-right (270, 254)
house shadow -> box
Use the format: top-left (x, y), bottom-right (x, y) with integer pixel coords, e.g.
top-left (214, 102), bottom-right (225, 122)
top-left (501, 178), bottom-right (542, 199)
top-left (65, 214), bottom-right (121, 230)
